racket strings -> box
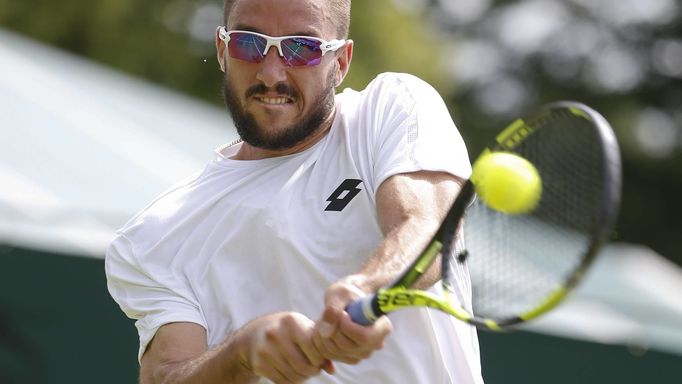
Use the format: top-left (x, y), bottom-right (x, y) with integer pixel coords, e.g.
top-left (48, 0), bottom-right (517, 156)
top-left (462, 112), bottom-right (610, 323)
top-left (442, 236), bottom-right (474, 313)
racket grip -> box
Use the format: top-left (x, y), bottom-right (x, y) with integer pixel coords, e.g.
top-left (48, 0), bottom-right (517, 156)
top-left (346, 295), bottom-right (380, 325)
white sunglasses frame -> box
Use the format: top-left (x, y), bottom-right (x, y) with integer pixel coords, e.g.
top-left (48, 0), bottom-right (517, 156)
top-left (218, 27), bottom-right (347, 65)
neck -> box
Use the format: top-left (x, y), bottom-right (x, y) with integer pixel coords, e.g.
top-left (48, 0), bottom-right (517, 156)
top-left (231, 109), bottom-right (335, 160)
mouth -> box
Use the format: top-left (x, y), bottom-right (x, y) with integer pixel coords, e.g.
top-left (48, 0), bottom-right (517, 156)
top-left (254, 95), bottom-right (295, 106)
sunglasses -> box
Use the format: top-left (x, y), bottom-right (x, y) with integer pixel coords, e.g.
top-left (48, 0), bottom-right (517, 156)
top-left (219, 27), bottom-right (347, 67)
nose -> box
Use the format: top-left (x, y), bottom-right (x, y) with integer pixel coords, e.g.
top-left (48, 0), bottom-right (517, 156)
top-left (256, 46), bottom-right (288, 88)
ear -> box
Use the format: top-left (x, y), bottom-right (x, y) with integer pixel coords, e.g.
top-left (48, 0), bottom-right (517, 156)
top-left (215, 27), bottom-right (226, 72)
top-left (335, 40), bottom-right (354, 87)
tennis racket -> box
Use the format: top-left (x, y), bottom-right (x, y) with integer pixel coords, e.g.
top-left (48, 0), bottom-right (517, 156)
top-left (347, 101), bottom-right (621, 330)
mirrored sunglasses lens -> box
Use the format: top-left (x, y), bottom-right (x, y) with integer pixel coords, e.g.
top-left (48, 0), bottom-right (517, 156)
top-left (281, 37), bottom-right (323, 66)
top-left (228, 32), bottom-right (267, 63)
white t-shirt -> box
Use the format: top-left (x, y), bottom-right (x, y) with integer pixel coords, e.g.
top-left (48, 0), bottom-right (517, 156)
top-left (106, 72), bottom-right (483, 383)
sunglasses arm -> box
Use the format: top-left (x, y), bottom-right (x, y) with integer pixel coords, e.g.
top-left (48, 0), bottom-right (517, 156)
top-left (321, 40), bottom-right (347, 55)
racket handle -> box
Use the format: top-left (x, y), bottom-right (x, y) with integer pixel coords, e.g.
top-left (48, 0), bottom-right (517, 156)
top-left (346, 295), bottom-right (380, 325)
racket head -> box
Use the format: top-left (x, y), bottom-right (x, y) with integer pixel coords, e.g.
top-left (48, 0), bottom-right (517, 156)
top-left (448, 101), bottom-right (622, 330)
top-left (348, 101), bottom-right (621, 330)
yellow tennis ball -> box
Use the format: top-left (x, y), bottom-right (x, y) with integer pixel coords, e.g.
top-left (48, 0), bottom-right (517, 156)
top-left (471, 152), bottom-right (542, 214)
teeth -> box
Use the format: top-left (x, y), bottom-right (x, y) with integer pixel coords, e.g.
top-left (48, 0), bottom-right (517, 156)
top-left (260, 97), bottom-right (290, 105)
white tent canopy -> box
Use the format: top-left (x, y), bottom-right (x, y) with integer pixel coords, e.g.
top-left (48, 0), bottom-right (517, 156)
top-left (0, 28), bottom-right (236, 256)
top-left (1, 28), bottom-right (680, 357)
top-left (523, 244), bottom-right (682, 356)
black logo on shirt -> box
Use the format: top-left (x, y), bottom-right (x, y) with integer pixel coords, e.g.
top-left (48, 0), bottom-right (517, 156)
top-left (325, 179), bottom-right (363, 212)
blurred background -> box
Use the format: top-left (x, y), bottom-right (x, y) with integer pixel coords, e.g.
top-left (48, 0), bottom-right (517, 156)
top-left (1, 0), bottom-right (680, 383)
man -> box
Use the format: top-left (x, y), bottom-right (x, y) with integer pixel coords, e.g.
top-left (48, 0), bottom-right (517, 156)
top-left (105, 0), bottom-right (483, 383)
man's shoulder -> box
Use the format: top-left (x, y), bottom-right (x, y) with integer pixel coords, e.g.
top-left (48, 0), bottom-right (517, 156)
top-left (338, 72), bottom-right (441, 108)
top-left (368, 72), bottom-right (437, 95)
top-left (115, 168), bottom-right (213, 237)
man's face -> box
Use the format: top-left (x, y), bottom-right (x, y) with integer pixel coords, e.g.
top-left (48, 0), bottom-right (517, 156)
top-left (218, 0), bottom-right (348, 151)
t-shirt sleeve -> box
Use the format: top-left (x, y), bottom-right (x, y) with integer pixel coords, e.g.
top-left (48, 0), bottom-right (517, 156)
top-left (359, 73), bottom-right (472, 193)
top-left (105, 232), bottom-right (206, 362)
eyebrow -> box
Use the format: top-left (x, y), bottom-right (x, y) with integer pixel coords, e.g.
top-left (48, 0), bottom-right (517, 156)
top-left (230, 24), bottom-right (322, 38)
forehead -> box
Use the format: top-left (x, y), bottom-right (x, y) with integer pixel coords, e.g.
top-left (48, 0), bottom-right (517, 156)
top-left (228, 0), bottom-right (332, 37)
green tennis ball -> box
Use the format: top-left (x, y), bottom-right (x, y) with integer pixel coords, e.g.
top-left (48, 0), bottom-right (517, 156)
top-left (471, 152), bottom-right (542, 214)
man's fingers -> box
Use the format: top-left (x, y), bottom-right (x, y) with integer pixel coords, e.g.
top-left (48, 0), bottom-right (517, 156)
top-left (339, 312), bottom-right (392, 349)
top-left (324, 279), bottom-right (367, 310)
top-left (314, 277), bottom-right (393, 366)
top-left (314, 308), bottom-right (390, 364)
top-left (295, 327), bottom-right (328, 371)
top-left (246, 312), bottom-right (335, 383)
top-left (278, 343), bottom-right (323, 380)
top-left (315, 328), bottom-right (363, 363)
top-left (316, 305), bottom-right (342, 338)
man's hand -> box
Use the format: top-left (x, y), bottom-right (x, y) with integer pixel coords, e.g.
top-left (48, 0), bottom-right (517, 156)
top-left (140, 313), bottom-right (332, 384)
top-left (310, 171), bottom-right (462, 366)
top-left (312, 276), bottom-right (393, 364)
top-left (240, 312), bottom-right (334, 383)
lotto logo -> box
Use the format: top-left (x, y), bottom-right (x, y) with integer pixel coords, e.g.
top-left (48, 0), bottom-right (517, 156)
top-left (325, 179), bottom-right (363, 212)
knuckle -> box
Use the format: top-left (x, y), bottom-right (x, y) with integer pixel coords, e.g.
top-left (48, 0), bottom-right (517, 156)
top-left (264, 328), bottom-right (281, 343)
top-left (253, 344), bottom-right (274, 363)
top-left (280, 313), bottom-right (298, 326)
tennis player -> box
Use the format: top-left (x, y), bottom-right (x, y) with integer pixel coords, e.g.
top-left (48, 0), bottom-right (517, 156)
top-left (105, 0), bottom-right (484, 382)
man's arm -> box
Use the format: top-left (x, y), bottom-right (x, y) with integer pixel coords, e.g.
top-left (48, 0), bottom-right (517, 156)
top-left (312, 170), bottom-right (464, 363)
top-left (140, 313), bottom-right (332, 384)
top-left (358, 170), bottom-right (463, 290)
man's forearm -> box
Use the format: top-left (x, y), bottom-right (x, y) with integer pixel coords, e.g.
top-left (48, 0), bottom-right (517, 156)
top-left (357, 214), bottom-right (442, 290)
top-left (154, 352), bottom-right (256, 384)
top-left (142, 313), bottom-right (328, 384)
top-left (141, 325), bottom-right (257, 384)
top-left (356, 171), bottom-right (463, 291)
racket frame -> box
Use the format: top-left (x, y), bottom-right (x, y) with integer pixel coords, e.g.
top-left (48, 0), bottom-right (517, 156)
top-left (348, 101), bottom-right (621, 330)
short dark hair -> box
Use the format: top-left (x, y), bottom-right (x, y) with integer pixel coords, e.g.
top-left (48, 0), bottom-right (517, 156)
top-left (223, 0), bottom-right (351, 38)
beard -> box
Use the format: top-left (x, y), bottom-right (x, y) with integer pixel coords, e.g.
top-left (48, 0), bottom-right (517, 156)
top-left (223, 68), bottom-right (337, 151)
